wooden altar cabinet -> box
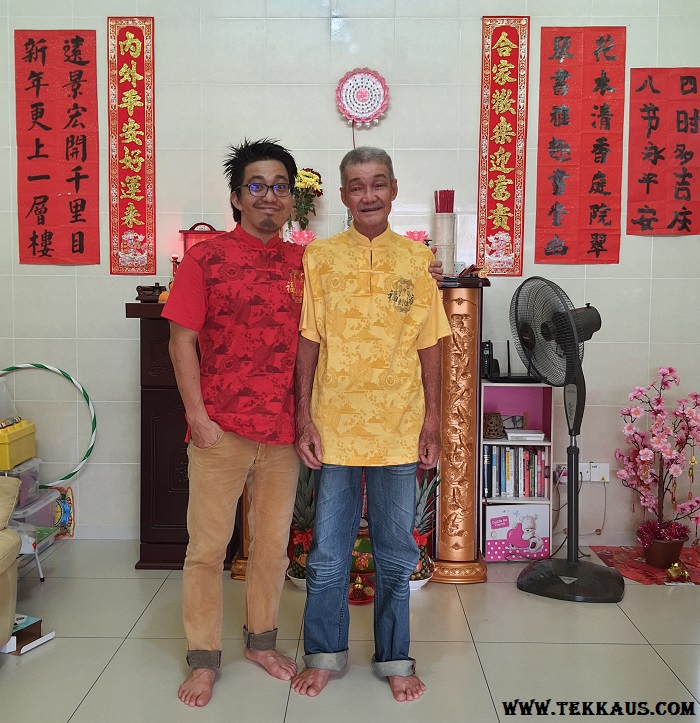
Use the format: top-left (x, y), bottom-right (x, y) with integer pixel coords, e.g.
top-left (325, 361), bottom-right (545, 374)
top-left (126, 302), bottom-right (239, 569)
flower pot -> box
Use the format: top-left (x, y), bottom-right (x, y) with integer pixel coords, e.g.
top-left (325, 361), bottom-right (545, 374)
top-left (643, 537), bottom-right (687, 569)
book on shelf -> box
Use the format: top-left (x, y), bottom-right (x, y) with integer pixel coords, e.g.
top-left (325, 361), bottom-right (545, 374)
top-left (505, 429), bottom-right (546, 442)
top-left (491, 446), bottom-right (500, 497)
top-left (483, 445), bottom-right (492, 498)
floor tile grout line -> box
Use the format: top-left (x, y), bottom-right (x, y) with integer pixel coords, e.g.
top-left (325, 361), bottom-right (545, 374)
top-left (66, 636), bottom-right (131, 723)
top-left (456, 583), bottom-right (501, 720)
top-left (648, 643), bottom-right (700, 706)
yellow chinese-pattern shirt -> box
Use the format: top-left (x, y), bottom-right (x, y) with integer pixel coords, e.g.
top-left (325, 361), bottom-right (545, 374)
top-left (300, 224), bottom-right (452, 466)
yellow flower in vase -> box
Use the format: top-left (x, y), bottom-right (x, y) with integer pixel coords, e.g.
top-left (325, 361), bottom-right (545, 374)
top-left (292, 167), bottom-right (323, 230)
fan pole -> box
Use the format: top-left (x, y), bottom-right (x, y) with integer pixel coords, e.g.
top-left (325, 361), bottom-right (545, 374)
top-left (566, 438), bottom-right (579, 564)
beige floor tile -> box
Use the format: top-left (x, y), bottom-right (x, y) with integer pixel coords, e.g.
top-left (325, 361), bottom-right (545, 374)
top-left (16, 576), bottom-right (165, 637)
top-left (19, 539), bottom-right (170, 579)
top-left (128, 576), bottom-right (305, 641)
top-left (286, 640), bottom-right (498, 723)
top-left (483, 560), bottom-right (529, 583)
top-left (409, 582), bottom-right (473, 641)
top-left (0, 638), bottom-right (122, 722)
top-left (619, 586), bottom-right (700, 644)
top-left (69, 638), bottom-right (299, 723)
top-left (458, 582), bottom-right (647, 644)
top-left (654, 645), bottom-right (700, 701)
top-left (478, 642), bottom-right (699, 720)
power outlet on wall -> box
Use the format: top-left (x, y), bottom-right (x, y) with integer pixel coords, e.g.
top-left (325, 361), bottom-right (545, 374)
top-left (590, 462), bottom-right (610, 482)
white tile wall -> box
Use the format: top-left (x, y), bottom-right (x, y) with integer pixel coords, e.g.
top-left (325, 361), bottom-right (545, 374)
top-left (1, 1), bottom-right (698, 542)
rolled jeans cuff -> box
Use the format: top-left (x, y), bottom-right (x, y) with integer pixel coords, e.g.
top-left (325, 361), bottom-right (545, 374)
top-left (371, 654), bottom-right (416, 678)
top-left (187, 649), bottom-right (221, 669)
top-left (243, 626), bottom-right (278, 651)
top-left (303, 650), bottom-right (348, 671)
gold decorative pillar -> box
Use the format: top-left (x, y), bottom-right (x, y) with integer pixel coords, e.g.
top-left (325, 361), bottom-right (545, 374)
top-left (432, 278), bottom-right (489, 584)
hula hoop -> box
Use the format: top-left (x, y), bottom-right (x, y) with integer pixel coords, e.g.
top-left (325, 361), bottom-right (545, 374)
top-left (1, 364), bottom-right (97, 487)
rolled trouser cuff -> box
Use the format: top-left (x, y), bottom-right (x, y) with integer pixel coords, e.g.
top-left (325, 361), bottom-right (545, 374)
top-left (371, 654), bottom-right (416, 678)
top-left (187, 649), bottom-right (221, 669)
top-left (243, 626), bottom-right (278, 651)
top-left (302, 650), bottom-right (348, 671)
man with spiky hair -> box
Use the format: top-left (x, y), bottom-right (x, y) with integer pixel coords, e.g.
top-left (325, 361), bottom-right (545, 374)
top-left (163, 138), bottom-right (304, 707)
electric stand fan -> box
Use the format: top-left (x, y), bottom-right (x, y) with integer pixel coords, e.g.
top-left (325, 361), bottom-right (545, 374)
top-left (509, 276), bottom-right (624, 603)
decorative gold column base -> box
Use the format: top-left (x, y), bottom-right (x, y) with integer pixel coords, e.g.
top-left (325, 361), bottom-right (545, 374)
top-left (432, 556), bottom-right (487, 584)
top-left (230, 555), bottom-right (247, 581)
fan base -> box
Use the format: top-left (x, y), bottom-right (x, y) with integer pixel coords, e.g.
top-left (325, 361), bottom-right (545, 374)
top-left (516, 558), bottom-right (624, 603)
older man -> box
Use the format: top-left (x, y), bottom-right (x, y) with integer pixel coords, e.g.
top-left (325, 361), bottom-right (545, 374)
top-left (292, 147), bottom-right (452, 702)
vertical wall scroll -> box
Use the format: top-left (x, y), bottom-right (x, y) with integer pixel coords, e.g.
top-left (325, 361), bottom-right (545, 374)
top-left (627, 68), bottom-right (700, 237)
top-left (108, 17), bottom-right (156, 275)
top-left (476, 17), bottom-right (529, 277)
top-left (535, 27), bottom-right (626, 264)
top-left (14, 30), bottom-right (99, 264)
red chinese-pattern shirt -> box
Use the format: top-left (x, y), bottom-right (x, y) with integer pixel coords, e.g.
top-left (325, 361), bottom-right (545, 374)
top-left (162, 225), bottom-right (305, 445)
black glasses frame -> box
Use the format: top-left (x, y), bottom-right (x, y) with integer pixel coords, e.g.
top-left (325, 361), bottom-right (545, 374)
top-left (236, 183), bottom-right (292, 198)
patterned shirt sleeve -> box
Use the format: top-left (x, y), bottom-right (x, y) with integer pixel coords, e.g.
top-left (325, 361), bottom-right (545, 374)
top-left (299, 249), bottom-right (321, 342)
top-left (161, 250), bottom-right (207, 332)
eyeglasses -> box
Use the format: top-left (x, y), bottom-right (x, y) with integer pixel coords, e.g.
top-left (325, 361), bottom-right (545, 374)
top-left (237, 183), bottom-right (292, 198)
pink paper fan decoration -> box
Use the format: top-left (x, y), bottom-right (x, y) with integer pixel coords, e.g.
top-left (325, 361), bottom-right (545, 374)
top-left (336, 68), bottom-right (389, 126)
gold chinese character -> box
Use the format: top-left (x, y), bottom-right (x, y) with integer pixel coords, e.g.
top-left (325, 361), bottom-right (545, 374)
top-left (489, 147), bottom-right (514, 174)
top-left (119, 31), bottom-right (142, 58)
top-left (488, 174), bottom-right (513, 202)
top-left (119, 147), bottom-right (144, 173)
top-left (121, 201), bottom-right (144, 228)
top-left (119, 60), bottom-right (144, 89)
top-left (120, 175), bottom-right (145, 201)
top-left (493, 31), bottom-right (517, 57)
top-left (492, 59), bottom-right (516, 86)
top-left (491, 88), bottom-right (516, 115)
top-left (488, 202), bottom-right (513, 230)
top-left (120, 118), bottom-right (144, 146)
top-left (119, 89), bottom-right (144, 117)
top-left (490, 116), bottom-right (515, 145)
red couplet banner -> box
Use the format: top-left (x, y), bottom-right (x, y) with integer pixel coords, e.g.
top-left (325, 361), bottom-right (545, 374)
top-left (535, 27), bottom-right (626, 264)
top-left (14, 30), bottom-right (100, 264)
top-left (108, 17), bottom-right (156, 275)
top-left (627, 68), bottom-right (700, 236)
top-left (476, 17), bottom-right (530, 277)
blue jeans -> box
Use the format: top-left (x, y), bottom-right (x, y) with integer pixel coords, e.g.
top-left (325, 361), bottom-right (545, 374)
top-left (302, 463), bottom-right (419, 677)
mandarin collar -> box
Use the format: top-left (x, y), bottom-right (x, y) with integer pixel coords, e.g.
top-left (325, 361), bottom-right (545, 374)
top-left (347, 223), bottom-right (393, 247)
top-left (234, 223), bottom-right (282, 249)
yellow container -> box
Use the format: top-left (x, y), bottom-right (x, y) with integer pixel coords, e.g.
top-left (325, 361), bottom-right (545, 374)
top-left (0, 420), bottom-right (37, 471)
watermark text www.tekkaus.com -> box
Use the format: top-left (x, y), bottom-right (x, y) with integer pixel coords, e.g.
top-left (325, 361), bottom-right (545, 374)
top-left (502, 699), bottom-right (696, 716)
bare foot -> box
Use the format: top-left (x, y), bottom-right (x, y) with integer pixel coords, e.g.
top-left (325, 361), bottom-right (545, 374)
top-left (245, 648), bottom-right (297, 680)
top-left (388, 674), bottom-right (426, 702)
top-left (291, 667), bottom-right (331, 696)
top-left (178, 668), bottom-right (216, 707)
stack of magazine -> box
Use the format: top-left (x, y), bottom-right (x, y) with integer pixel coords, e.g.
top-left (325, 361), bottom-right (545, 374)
top-left (505, 429), bottom-right (546, 442)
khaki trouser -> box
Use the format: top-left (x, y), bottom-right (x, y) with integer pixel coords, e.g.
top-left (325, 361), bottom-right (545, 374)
top-left (182, 431), bottom-right (299, 669)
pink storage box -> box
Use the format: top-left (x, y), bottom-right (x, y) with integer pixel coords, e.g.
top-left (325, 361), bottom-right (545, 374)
top-left (11, 488), bottom-right (58, 528)
top-left (1, 457), bottom-right (41, 507)
top-left (484, 504), bottom-right (550, 562)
